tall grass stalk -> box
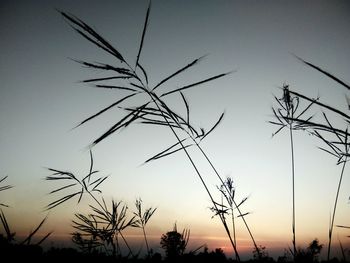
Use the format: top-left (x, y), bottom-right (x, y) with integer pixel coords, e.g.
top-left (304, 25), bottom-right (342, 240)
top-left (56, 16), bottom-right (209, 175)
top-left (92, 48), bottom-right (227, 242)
top-left (328, 159), bottom-right (347, 260)
top-left (56, 3), bottom-right (262, 260)
top-left (211, 177), bottom-right (250, 260)
top-left (282, 55), bottom-right (350, 260)
top-left (289, 121), bottom-right (296, 258)
top-left (270, 84), bottom-right (305, 260)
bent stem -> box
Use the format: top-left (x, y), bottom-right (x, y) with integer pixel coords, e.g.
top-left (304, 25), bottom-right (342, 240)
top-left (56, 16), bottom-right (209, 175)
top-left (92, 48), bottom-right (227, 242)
top-left (149, 93), bottom-right (241, 261)
top-left (195, 143), bottom-right (260, 256)
top-left (327, 158), bottom-right (347, 261)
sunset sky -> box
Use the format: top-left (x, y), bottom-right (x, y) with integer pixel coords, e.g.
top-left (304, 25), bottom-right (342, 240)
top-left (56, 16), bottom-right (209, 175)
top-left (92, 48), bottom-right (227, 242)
top-left (1, 0), bottom-right (350, 259)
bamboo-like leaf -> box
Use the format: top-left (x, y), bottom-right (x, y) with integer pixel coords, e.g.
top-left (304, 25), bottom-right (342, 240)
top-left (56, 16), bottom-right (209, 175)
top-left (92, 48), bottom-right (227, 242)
top-left (237, 212), bottom-right (250, 218)
top-left (92, 176), bottom-right (108, 191)
top-left (236, 197), bottom-right (249, 209)
top-left (135, 3), bottom-right (151, 68)
top-left (289, 90), bottom-right (350, 121)
top-left (21, 216), bottom-right (49, 245)
top-left (71, 26), bottom-right (122, 61)
top-left (46, 168), bottom-right (76, 179)
top-left (144, 138), bottom-right (187, 163)
top-left (200, 111), bottom-right (225, 141)
top-left (294, 55), bottom-right (350, 90)
top-left (75, 93), bottom-right (136, 128)
top-left (46, 191), bottom-right (81, 210)
top-left (72, 59), bottom-right (134, 76)
top-left (149, 144), bottom-right (192, 162)
top-left (49, 183), bottom-right (77, 194)
top-left (287, 117), bottom-right (347, 136)
top-left (60, 11), bottom-right (125, 62)
top-left (95, 85), bottom-right (137, 92)
top-left (153, 56), bottom-right (206, 91)
top-left (161, 72), bottom-right (230, 97)
top-left (82, 76), bottom-right (132, 83)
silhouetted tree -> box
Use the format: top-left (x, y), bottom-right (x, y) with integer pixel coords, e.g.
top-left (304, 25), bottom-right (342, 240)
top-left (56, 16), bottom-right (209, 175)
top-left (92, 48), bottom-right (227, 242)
top-left (294, 238), bottom-right (323, 263)
top-left (307, 239), bottom-right (323, 262)
top-left (160, 223), bottom-right (189, 261)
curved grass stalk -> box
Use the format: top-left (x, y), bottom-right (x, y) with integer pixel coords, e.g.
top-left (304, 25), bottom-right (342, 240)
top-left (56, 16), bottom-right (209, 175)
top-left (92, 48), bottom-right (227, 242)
top-left (327, 158), bottom-right (347, 261)
top-left (57, 4), bottom-right (255, 260)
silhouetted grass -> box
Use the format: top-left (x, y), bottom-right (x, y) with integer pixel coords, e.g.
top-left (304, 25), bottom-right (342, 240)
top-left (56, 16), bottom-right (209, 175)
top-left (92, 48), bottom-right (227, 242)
top-left (46, 150), bottom-right (144, 257)
top-left (270, 83), bottom-right (318, 260)
top-left (277, 56), bottom-right (350, 261)
top-left (57, 3), bottom-right (261, 260)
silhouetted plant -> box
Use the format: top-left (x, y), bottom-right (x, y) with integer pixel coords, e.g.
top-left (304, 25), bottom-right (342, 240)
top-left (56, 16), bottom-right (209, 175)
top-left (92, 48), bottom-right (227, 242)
top-left (46, 150), bottom-right (137, 257)
top-left (0, 176), bottom-right (51, 246)
top-left (72, 200), bottom-right (138, 257)
top-left (0, 209), bottom-right (51, 246)
top-left (160, 223), bottom-right (190, 261)
top-left (278, 56), bottom-right (350, 261)
top-left (133, 197), bottom-right (157, 257)
top-left (58, 3), bottom-right (261, 260)
top-left (211, 176), bottom-right (249, 260)
top-left (270, 83), bottom-right (317, 260)
top-left (290, 238), bottom-right (323, 263)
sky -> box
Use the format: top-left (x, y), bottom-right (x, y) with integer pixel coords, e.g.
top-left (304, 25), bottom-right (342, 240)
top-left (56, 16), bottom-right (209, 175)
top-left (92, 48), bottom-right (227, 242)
top-left (1, 0), bottom-right (350, 259)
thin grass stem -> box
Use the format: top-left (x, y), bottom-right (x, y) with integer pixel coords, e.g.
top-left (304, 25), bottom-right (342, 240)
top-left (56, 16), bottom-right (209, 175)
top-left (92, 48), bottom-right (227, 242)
top-left (290, 126), bottom-right (297, 260)
top-left (327, 158), bottom-right (347, 261)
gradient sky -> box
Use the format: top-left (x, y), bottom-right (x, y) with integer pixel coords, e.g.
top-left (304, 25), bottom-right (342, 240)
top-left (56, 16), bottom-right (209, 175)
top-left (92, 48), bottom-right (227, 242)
top-left (1, 0), bottom-right (350, 259)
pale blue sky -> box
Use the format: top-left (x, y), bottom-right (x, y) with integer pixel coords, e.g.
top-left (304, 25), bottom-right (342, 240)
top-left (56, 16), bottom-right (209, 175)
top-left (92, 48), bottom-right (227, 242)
top-left (1, 0), bottom-right (350, 259)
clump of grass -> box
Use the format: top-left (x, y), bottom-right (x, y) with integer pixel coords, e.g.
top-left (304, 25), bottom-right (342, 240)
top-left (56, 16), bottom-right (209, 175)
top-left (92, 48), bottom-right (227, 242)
top-left (0, 176), bottom-right (51, 246)
top-left (133, 197), bottom-right (157, 257)
top-left (276, 55), bottom-right (350, 261)
top-left (72, 199), bottom-right (138, 257)
top-left (46, 150), bottom-right (138, 257)
top-left (211, 176), bottom-right (250, 261)
top-left (58, 3), bottom-right (260, 260)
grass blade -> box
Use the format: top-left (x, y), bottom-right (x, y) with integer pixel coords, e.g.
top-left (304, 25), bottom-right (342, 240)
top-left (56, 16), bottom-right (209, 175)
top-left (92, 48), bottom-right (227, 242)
top-left (152, 56), bottom-right (206, 91)
top-left (200, 111), bottom-right (225, 141)
top-left (75, 93), bottom-right (136, 128)
top-left (161, 72), bottom-right (230, 97)
top-left (82, 76), bottom-right (132, 83)
top-left (21, 216), bottom-right (49, 245)
top-left (294, 55), bottom-right (350, 90)
top-left (95, 85), bottom-right (137, 92)
top-left (60, 11), bottom-right (126, 62)
top-left (144, 138), bottom-right (187, 163)
top-left (135, 2), bottom-right (151, 68)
